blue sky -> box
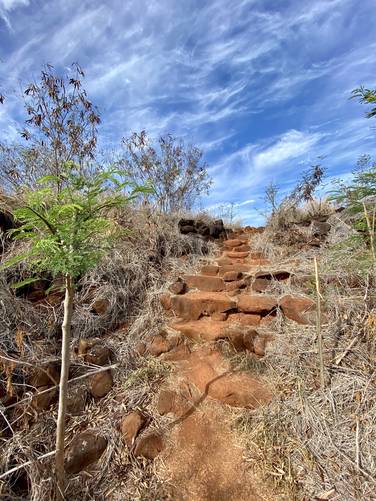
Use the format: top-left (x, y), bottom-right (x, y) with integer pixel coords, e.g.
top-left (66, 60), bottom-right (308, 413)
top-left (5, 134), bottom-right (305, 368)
top-left (0, 0), bottom-right (375, 224)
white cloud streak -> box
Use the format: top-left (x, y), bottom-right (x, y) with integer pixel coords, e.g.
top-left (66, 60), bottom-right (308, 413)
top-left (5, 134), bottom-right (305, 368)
top-left (0, 0), bottom-right (375, 223)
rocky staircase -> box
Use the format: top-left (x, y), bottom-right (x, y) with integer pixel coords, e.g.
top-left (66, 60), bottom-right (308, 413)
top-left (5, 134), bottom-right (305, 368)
top-left (117, 229), bottom-right (319, 499)
top-left (59, 229), bottom-right (319, 498)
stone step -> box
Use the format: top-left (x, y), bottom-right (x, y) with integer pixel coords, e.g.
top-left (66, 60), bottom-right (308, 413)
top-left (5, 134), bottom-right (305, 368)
top-left (218, 264), bottom-right (252, 275)
top-left (228, 312), bottom-right (261, 326)
top-left (231, 244), bottom-right (251, 252)
top-left (172, 318), bottom-right (229, 341)
top-left (200, 264), bottom-right (219, 276)
top-left (225, 251), bottom-right (250, 259)
top-left (222, 271), bottom-right (243, 282)
top-left (171, 291), bottom-right (237, 321)
top-left (171, 317), bottom-right (268, 354)
top-left (223, 239), bottom-right (243, 248)
top-left (178, 347), bottom-right (272, 408)
top-left (183, 274), bottom-right (225, 292)
top-left (237, 294), bottom-right (278, 314)
top-left (216, 256), bottom-right (250, 266)
top-left (279, 294), bottom-right (316, 324)
top-left (251, 270), bottom-right (291, 292)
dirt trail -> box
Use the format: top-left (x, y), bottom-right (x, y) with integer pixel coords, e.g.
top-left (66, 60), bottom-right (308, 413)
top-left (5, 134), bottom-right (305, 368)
top-left (154, 230), bottom-right (280, 500)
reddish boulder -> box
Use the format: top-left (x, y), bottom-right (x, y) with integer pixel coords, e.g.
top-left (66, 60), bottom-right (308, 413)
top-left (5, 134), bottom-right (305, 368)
top-left (226, 251), bottom-right (249, 259)
top-left (134, 432), bottom-right (164, 459)
top-left (31, 361), bottom-right (60, 387)
top-left (65, 432), bottom-right (108, 474)
top-left (223, 239), bottom-right (243, 248)
top-left (237, 295), bottom-right (277, 314)
top-left (147, 335), bottom-right (170, 356)
top-left (228, 312), bottom-right (261, 326)
top-left (31, 385), bottom-right (58, 410)
top-left (160, 293), bottom-right (172, 311)
top-left (201, 264), bottom-right (219, 276)
top-left (169, 278), bottom-right (186, 295)
top-left (171, 292), bottom-right (236, 321)
top-left (222, 271), bottom-right (242, 282)
top-left (90, 370), bottom-right (113, 398)
top-left (183, 275), bottom-right (225, 292)
top-left (279, 295), bottom-right (316, 324)
top-left (91, 299), bottom-right (109, 315)
top-left (121, 410), bottom-right (146, 447)
top-left (84, 344), bottom-right (111, 366)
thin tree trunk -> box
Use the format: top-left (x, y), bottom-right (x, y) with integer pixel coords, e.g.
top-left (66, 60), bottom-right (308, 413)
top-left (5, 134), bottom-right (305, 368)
top-left (314, 257), bottom-right (325, 390)
top-left (55, 273), bottom-right (74, 500)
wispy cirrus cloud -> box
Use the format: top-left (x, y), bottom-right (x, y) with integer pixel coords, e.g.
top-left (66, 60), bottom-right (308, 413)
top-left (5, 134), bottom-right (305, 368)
top-left (0, 0), bottom-right (29, 29)
top-left (0, 0), bottom-right (375, 223)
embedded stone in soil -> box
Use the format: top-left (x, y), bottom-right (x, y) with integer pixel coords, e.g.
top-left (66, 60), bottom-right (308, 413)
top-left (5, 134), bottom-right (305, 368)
top-left (237, 294), bottom-right (278, 314)
top-left (133, 432), bottom-right (164, 459)
top-left (279, 294), bottom-right (317, 324)
top-left (178, 347), bottom-right (272, 408)
top-left (183, 274), bottom-right (225, 292)
top-left (65, 432), bottom-right (108, 474)
top-left (121, 410), bottom-right (146, 447)
top-left (171, 292), bottom-right (236, 321)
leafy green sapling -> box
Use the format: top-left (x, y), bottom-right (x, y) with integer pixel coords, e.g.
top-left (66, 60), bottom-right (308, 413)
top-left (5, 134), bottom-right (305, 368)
top-left (1, 161), bottom-right (149, 498)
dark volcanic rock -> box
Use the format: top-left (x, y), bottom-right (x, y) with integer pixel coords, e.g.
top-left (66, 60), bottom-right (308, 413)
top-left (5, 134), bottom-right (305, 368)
top-left (178, 218), bottom-right (227, 240)
top-left (65, 432), bottom-right (107, 474)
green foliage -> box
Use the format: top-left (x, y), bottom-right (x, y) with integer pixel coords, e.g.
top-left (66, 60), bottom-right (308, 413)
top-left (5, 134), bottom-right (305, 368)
top-left (352, 86), bottom-right (376, 118)
top-left (330, 156), bottom-right (376, 233)
top-left (1, 162), bottom-right (149, 281)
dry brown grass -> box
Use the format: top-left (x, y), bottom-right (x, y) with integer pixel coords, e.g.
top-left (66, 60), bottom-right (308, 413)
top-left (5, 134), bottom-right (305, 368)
top-left (234, 225), bottom-right (376, 501)
top-left (260, 197), bottom-right (336, 251)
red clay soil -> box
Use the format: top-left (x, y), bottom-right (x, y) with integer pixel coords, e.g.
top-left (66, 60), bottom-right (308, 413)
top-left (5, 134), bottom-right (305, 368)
top-left (161, 404), bottom-right (269, 501)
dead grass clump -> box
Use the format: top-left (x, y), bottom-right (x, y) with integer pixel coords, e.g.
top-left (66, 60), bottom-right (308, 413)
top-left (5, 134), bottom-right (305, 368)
top-left (261, 198), bottom-right (335, 252)
top-left (236, 251), bottom-right (376, 500)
